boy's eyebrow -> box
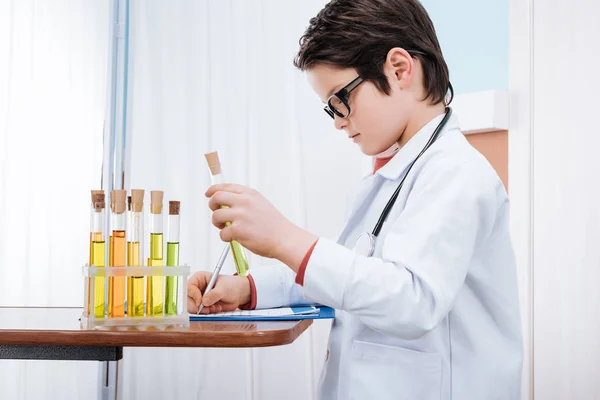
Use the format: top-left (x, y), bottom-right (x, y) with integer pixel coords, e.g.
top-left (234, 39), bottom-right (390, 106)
top-left (324, 83), bottom-right (344, 102)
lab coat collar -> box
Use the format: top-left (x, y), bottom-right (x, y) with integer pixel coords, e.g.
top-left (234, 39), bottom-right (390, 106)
top-left (375, 112), bottom-right (460, 181)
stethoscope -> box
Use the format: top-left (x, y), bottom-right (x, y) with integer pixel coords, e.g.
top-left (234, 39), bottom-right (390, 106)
top-left (352, 107), bottom-right (453, 257)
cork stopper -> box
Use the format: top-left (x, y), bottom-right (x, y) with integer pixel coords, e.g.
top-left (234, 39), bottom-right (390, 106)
top-left (91, 190), bottom-right (103, 202)
top-left (150, 190), bottom-right (164, 214)
top-left (131, 189), bottom-right (144, 213)
top-left (169, 201), bottom-right (181, 215)
top-left (204, 151), bottom-right (222, 175)
top-left (112, 190), bottom-right (127, 214)
top-left (91, 191), bottom-right (105, 212)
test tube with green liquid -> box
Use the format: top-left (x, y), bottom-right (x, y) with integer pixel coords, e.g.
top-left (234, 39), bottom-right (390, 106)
top-left (205, 151), bottom-right (249, 277)
top-left (147, 190), bottom-right (164, 316)
top-left (165, 200), bottom-right (180, 315)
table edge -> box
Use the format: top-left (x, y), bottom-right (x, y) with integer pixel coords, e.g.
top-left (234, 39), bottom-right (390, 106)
top-left (0, 320), bottom-right (314, 348)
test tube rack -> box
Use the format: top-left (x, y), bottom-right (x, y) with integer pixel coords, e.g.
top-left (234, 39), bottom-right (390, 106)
top-left (81, 264), bottom-right (190, 329)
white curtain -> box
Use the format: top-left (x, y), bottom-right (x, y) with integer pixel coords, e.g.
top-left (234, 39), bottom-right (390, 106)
top-left (123, 1), bottom-right (369, 399)
top-left (0, 0), bottom-right (109, 399)
top-left (0, 0), bottom-right (370, 399)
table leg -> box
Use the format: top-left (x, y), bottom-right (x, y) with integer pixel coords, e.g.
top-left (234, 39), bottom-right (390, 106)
top-left (99, 360), bottom-right (119, 400)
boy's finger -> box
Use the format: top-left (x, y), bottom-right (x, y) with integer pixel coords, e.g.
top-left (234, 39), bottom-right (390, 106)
top-left (212, 208), bottom-right (237, 227)
top-left (187, 297), bottom-right (198, 314)
top-left (187, 283), bottom-right (203, 308)
top-left (200, 304), bottom-right (220, 314)
top-left (188, 271), bottom-right (209, 292)
top-left (202, 284), bottom-right (226, 307)
top-left (208, 191), bottom-right (240, 211)
top-left (205, 183), bottom-right (250, 198)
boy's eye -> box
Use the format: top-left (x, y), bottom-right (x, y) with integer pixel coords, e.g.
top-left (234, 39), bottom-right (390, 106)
top-left (330, 96), bottom-right (350, 117)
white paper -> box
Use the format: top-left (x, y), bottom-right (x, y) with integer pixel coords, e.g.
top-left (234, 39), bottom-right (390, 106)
top-left (193, 306), bottom-right (317, 318)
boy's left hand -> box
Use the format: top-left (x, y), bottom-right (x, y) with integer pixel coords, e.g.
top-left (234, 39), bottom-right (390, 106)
top-left (205, 184), bottom-right (317, 267)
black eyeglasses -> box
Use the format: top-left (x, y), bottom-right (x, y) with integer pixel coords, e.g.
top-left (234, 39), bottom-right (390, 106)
top-left (324, 76), bottom-right (364, 119)
top-left (323, 50), bottom-right (428, 120)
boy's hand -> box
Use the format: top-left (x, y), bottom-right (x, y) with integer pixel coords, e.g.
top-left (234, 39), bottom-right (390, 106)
top-left (205, 184), bottom-right (318, 270)
top-left (187, 271), bottom-right (251, 314)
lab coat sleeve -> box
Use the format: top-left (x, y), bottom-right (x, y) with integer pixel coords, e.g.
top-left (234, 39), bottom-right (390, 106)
top-left (249, 262), bottom-right (312, 309)
top-left (248, 181), bottom-right (362, 309)
top-left (302, 157), bottom-right (499, 339)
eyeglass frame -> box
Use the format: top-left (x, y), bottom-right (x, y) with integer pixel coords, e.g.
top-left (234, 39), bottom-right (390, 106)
top-left (323, 49), bottom-right (428, 120)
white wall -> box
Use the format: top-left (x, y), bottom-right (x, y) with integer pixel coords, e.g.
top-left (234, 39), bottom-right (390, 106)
top-left (510, 0), bottom-right (600, 398)
top-left (508, 0), bottom-right (533, 397)
top-left (532, 0), bottom-right (600, 398)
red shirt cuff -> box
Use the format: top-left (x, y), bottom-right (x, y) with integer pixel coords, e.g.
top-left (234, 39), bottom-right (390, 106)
top-left (295, 239), bottom-right (319, 286)
top-left (235, 274), bottom-right (257, 310)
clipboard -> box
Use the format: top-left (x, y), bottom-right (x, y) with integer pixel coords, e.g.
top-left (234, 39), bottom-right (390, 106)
top-left (189, 306), bottom-right (335, 321)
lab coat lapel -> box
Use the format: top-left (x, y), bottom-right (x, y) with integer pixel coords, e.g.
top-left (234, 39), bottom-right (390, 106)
top-left (337, 112), bottom-right (460, 247)
top-left (337, 174), bottom-right (383, 246)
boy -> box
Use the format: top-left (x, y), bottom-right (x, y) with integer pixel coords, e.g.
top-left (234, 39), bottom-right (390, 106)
top-left (189, 0), bottom-right (523, 398)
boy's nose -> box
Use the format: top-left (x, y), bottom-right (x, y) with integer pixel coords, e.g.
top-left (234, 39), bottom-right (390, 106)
top-left (334, 115), bottom-right (347, 131)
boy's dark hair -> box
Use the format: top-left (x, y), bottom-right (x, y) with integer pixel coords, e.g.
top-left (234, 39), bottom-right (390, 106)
top-left (294, 0), bottom-right (453, 105)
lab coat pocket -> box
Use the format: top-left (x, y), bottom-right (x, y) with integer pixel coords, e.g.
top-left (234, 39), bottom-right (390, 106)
top-left (349, 340), bottom-right (442, 400)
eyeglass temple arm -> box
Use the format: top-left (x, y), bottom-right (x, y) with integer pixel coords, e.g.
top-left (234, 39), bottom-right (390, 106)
top-left (342, 76), bottom-right (364, 95)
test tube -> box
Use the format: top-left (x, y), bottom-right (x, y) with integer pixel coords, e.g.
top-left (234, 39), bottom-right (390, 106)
top-left (165, 201), bottom-right (180, 315)
top-left (204, 151), bottom-right (250, 277)
top-left (89, 190), bottom-right (106, 318)
top-left (127, 189), bottom-right (145, 317)
top-left (109, 190), bottom-right (127, 318)
top-left (147, 190), bottom-right (164, 316)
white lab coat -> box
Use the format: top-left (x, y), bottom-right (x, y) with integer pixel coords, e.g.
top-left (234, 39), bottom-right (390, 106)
top-left (250, 113), bottom-right (523, 400)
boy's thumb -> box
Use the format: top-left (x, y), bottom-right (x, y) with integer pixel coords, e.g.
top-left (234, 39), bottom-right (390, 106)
top-left (202, 286), bottom-right (224, 307)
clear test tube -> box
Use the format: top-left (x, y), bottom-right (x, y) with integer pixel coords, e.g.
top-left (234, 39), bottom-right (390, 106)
top-left (204, 151), bottom-right (249, 277)
top-left (89, 191), bottom-right (106, 318)
top-left (127, 189), bottom-right (145, 317)
top-left (109, 190), bottom-right (127, 318)
top-left (165, 201), bottom-right (180, 315)
top-left (147, 190), bottom-right (164, 316)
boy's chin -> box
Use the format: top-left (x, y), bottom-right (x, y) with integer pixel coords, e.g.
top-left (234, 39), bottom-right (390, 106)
top-left (359, 143), bottom-right (397, 158)
top-left (356, 144), bottom-right (376, 156)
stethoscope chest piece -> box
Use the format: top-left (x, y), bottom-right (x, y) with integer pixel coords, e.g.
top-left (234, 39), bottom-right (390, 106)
top-left (354, 231), bottom-right (376, 257)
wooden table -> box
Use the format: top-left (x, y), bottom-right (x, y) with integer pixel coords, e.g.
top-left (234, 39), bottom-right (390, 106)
top-left (0, 307), bottom-right (313, 399)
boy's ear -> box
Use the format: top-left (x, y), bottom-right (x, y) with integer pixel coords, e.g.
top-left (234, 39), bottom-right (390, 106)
top-left (385, 47), bottom-right (414, 88)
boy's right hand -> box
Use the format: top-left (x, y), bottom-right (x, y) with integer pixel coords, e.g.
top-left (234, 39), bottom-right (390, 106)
top-left (187, 271), bottom-right (252, 314)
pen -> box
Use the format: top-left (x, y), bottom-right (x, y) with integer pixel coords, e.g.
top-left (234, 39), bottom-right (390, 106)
top-left (197, 244), bottom-right (230, 314)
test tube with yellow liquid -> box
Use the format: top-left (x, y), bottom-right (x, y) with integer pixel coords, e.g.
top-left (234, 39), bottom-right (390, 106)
top-left (109, 190), bottom-right (127, 318)
top-left (88, 190), bottom-right (106, 318)
top-left (147, 190), bottom-right (164, 316)
top-left (165, 200), bottom-right (180, 315)
top-left (127, 190), bottom-right (145, 317)
top-left (204, 151), bottom-right (249, 277)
